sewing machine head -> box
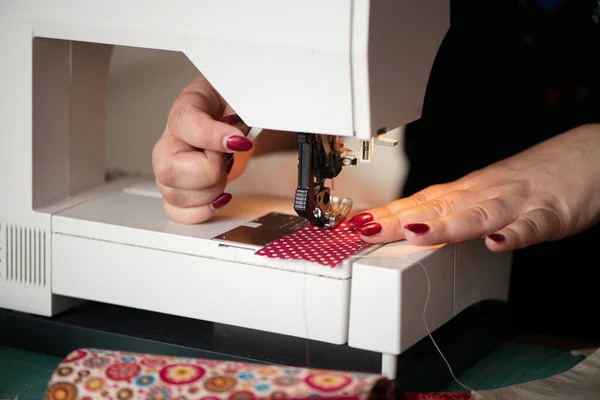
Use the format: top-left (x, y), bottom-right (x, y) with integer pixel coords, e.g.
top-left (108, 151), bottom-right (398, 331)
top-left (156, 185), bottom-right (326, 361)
top-left (179, 1), bottom-right (450, 228)
top-left (0, 0), bottom-right (449, 229)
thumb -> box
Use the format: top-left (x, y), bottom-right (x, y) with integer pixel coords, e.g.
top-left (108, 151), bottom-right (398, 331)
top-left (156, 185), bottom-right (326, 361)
top-left (220, 113), bottom-right (252, 176)
top-left (221, 109), bottom-right (251, 137)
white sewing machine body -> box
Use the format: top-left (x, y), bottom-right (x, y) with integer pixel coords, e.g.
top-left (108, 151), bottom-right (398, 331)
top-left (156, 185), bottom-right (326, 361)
top-left (0, 0), bottom-right (512, 379)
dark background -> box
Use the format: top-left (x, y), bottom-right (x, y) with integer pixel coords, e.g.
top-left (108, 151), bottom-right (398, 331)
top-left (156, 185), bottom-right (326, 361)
top-left (403, 0), bottom-right (600, 343)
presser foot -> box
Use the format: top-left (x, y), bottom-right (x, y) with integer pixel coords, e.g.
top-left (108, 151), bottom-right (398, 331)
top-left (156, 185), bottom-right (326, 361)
top-left (294, 133), bottom-right (354, 228)
top-left (321, 196), bottom-right (353, 228)
top-left (297, 188), bottom-right (353, 228)
top-left (309, 184), bottom-right (353, 228)
top-left (295, 185), bottom-right (353, 228)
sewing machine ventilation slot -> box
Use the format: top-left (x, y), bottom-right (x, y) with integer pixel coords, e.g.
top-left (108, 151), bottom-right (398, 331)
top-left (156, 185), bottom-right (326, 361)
top-left (2, 224), bottom-right (47, 286)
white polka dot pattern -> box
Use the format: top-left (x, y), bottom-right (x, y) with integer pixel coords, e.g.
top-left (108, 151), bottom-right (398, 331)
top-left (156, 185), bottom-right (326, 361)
top-left (254, 221), bottom-right (370, 267)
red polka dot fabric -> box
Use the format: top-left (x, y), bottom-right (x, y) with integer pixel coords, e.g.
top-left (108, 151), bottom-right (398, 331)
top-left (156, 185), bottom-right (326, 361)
top-left (254, 221), bottom-right (370, 267)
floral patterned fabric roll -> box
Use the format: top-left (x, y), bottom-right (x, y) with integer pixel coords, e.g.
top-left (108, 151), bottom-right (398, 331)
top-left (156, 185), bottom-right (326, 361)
top-left (43, 349), bottom-right (393, 400)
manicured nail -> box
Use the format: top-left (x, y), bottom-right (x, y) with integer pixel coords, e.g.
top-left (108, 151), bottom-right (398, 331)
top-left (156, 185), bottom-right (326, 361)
top-left (225, 135), bottom-right (253, 152)
top-left (348, 213), bottom-right (373, 228)
top-left (212, 193), bottom-right (232, 209)
top-left (404, 223), bottom-right (429, 235)
top-left (357, 222), bottom-right (382, 237)
top-left (488, 233), bottom-right (505, 243)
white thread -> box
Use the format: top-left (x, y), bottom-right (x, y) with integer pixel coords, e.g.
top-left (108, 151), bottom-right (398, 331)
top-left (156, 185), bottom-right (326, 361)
top-left (415, 259), bottom-right (482, 399)
top-left (258, 255), bottom-right (312, 365)
top-left (261, 248), bottom-right (485, 396)
top-left (302, 261), bottom-right (311, 365)
top-left (347, 254), bottom-right (484, 399)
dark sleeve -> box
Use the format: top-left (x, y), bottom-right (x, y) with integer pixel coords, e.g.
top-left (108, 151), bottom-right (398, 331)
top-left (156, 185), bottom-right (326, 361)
top-left (402, 0), bottom-right (600, 197)
top-left (584, 3), bottom-right (600, 123)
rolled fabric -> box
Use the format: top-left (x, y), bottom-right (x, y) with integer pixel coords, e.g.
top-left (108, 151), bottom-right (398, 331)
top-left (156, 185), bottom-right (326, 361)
top-left (43, 348), bottom-right (393, 400)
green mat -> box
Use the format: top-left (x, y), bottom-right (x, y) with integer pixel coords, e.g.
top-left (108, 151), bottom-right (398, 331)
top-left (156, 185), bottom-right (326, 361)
top-left (443, 341), bottom-right (586, 392)
top-left (0, 343), bottom-right (587, 399)
top-left (0, 346), bottom-right (62, 400)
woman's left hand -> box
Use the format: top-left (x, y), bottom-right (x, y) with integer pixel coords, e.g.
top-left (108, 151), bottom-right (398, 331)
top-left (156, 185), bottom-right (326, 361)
top-left (349, 123), bottom-right (600, 252)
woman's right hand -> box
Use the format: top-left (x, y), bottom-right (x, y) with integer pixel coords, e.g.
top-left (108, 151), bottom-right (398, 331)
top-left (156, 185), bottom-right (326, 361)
top-left (152, 74), bottom-right (254, 224)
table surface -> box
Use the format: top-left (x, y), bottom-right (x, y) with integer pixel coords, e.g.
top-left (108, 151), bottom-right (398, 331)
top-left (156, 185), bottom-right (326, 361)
top-left (0, 341), bottom-right (589, 400)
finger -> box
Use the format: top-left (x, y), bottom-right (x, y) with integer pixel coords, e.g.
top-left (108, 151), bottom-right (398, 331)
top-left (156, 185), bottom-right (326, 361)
top-left (353, 189), bottom-right (481, 241)
top-left (157, 179), bottom-right (227, 209)
top-left (401, 196), bottom-right (524, 246)
top-left (220, 113), bottom-right (250, 174)
top-left (164, 193), bottom-right (233, 224)
top-left (348, 183), bottom-right (455, 228)
top-left (226, 154), bottom-right (235, 174)
top-left (485, 208), bottom-right (563, 252)
top-left (153, 134), bottom-right (228, 190)
top-left (167, 104), bottom-right (252, 153)
top-left (348, 199), bottom-right (420, 228)
top-left (392, 189), bottom-right (481, 227)
top-left (220, 113), bottom-right (251, 135)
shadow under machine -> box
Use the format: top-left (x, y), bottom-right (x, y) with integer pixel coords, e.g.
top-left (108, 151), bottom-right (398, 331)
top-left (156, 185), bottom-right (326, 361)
top-left (0, 0), bottom-right (512, 380)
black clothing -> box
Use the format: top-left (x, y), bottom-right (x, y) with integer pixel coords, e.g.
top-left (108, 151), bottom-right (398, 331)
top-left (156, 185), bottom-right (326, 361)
top-left (403, 0), bottom-right (600, 342)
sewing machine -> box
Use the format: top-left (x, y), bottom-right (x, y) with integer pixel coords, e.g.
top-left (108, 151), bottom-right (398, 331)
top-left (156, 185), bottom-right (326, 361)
top-left (0, 0), bottom-right (512, 379)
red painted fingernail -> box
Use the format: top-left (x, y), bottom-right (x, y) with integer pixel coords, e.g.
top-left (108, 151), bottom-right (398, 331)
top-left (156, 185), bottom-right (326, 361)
top-left (225, 135), bottom-right (253, 152)
top-left (212, 193), bottom-right (232, 209)
top-left (357, 222), bottom-right (382, 237)
top-left (404, 223), bottom-right (429, 235)
top-left (488, 233), bottom-right (505, 242)
top-left (349, 213), bottom-right (373, 228)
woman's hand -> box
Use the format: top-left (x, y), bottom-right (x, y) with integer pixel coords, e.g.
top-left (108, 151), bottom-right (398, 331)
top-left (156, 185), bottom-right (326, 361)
top-left (349, 123), bottom-right (600, 252)
top-left (152, 75), bottom-right (254, 224)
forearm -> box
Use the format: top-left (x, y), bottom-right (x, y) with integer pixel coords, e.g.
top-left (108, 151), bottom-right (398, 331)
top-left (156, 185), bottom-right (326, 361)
top-left (577, 123), bottom-right (600, 226)
top-left (549, 123), bottom-right (600, 233)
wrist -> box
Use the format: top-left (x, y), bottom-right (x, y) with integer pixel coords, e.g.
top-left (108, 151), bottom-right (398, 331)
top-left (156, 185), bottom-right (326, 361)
top-left (572, 123), bottom-right (600, 226)
top-left (577, 123), bottom-right (600, 168)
